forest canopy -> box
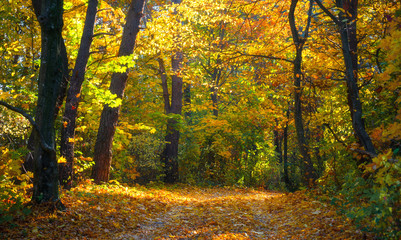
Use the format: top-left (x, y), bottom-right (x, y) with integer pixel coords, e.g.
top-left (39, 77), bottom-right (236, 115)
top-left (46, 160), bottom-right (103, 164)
top-left (1, 0), bottom-right (401, 238)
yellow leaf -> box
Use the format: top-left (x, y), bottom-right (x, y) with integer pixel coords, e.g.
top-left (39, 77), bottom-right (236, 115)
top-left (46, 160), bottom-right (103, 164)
top-left (58, 156), bottom-right (67, 163)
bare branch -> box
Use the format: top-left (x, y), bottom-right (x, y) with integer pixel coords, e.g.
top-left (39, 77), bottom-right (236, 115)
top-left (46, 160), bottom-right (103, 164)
top-left (323, 123), bottom-right (347, 147)
top-left (0, 101), bottom-right (53, 152)
top-left (314, 0), bottom-right (341, 26)
top-left (92, 32), bottom-right (116, 38)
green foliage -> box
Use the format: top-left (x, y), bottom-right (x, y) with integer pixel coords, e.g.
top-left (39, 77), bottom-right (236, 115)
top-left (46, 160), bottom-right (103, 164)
top-left (98, 55), bottom-right (137, 74)
top-left (322, 152), bottom-right (401, 239)
top-left (112, 125), bottom-right (164, 184)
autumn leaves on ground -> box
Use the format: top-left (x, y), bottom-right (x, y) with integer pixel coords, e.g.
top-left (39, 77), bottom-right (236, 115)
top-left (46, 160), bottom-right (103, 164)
top-left (2, 183), bottom-right (364, 239)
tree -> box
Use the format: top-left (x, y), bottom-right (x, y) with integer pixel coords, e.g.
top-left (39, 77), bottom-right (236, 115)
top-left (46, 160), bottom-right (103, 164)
top-left (289, 0), bottom-right (318, 184)
top-left (31, 0), bottom-right (65, 206)
top-left (59, 0), bottom-right (98, 189)
top-left (160, 0), bottom-right (183, 183)
top-left (92, 0), bottom-right (146, 184)
top-left (314, 0), bottom-right (376, 157)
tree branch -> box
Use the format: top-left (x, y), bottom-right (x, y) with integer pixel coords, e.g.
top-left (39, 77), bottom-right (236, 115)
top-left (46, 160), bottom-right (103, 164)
top-left (314, 0), bottom-right (341, 26)
top-left (323, 123), bottom-right (398, 163)
top-left (92, 32), bottom-right (116, 38)
top-left (234, 51), bottom-right (294, 64)
top-left (323, 123), bottom-right (347, 147)
top-left (0, 101), bottom-right (54, 152)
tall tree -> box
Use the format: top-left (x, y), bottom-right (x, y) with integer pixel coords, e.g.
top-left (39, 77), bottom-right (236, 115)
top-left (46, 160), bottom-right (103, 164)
top-left (59, 0), bottom-right (99, 189)
top-left (160, 0), bottom-right (183, 183)
top-left (92, 0), bottom-right (146, 184)
top-left (314, 0), bottom-right (376, 156)
top-left (23, 0), bottom-right (69, 174)
top-left (289, 0), bottom-right (318, 184)
top-left (31, 0), bottom-right (65, 206)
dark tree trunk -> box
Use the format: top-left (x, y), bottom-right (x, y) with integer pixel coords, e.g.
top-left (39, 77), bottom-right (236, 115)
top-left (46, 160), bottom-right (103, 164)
top-left (209, 43), bottom-right (224, 118)
top-left (158, 0), bottom-right (183, 183)
top-left (211, 88), bottom-right (219, 117)
top-left (157, 57), bottom-right (181, 183)
top-left (59, 0), bottom-right (98, 189)
top-left (283, 108), bottom-right (291, 191)
top-left (162, 52), bottom-right (183, 183)
top-left (314, 0), bottom-right (376, 157)
top-left (184, 83), bottom-right (191, 120)
top-left (92, 0), bottom-right (146, 184)
top-left (210, 63), bottom-right (222, 118)
top-left (289, 0), bottom-right (318, 185)
top-left (336, 0), bottom-right (376, 156)
top-left (24, 4), bottom-right (69, 174)
top-left (273, 119), bottom-right (282, 163)
top-left (31, 0), bottom-right (64, 206)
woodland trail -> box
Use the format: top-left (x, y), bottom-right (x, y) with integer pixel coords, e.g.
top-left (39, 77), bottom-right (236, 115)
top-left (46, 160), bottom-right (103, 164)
top-left (1, 183), bottom-right (368, 239)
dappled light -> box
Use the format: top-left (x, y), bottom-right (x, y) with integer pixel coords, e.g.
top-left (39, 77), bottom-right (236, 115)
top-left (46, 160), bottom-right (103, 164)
top-left (1, 183), bottom-right (365, 239)
top-left (1, 0), bottom-right (401, 238)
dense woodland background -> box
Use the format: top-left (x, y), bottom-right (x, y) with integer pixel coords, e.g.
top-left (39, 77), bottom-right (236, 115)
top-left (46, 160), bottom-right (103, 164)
top-left (1, 0), bottom-right (401, 238)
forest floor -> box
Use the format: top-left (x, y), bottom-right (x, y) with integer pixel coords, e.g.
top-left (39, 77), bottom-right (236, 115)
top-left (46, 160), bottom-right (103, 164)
top-left (1, 182), bottom-right (369, 239)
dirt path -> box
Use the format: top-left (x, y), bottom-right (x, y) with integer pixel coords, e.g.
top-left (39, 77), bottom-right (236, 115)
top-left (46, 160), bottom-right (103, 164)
top-left (1, 184), bottom-right (367, 239)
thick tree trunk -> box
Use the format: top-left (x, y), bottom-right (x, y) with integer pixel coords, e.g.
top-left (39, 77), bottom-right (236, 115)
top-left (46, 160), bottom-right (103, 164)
top-left (159, 0), bottom-right (183, 183)
top-left (157, 56), bottom-right (181, 183)
top-left (24, 10), bottom-right (69, 175)
top-left (289, 0), bottom-right (317, 185)
top-left (92, 0), bottom-right (146, 184)
top-left (59, 0), bottom-right (98, 189)
top-left (161, 52), bottom-right (183, 183)
top-left (31, 0), bottom-right (64, 206)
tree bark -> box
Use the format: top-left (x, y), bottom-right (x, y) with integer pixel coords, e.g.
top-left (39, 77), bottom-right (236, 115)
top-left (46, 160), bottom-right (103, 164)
top-left (283, 108), bottom-right (291, 191)
top-left (59, 0), bottom-right (98, 189)
top-left (210, 65), bottom-right (222, 118)
top-left (31, 0), bottom-right (64, 206)
top-left (336, 0), bottom-right (376, 156)
top-left (289, 0), bottom-right (318, 185)
top-left (161, 52), bottom-right (183, 183)
top-left (92, 0), bottom-right (146, 184)
top-left (24, 0), bottom-right (69, 174)
top-left (159, 0), bottom-right (183, 183)
top-left (314, 0), bottom-right (376, 156)
top-left (273, 119), bottom-right (282, 163)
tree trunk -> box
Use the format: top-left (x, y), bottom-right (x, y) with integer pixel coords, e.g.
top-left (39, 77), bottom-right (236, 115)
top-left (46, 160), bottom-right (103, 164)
top-left (289, 0), bottom-right (317, 185)
top-left (159, 0), bottom-right (183, 183)
top-left (210, 63), bottom-right (222, 118)
top-left (283, 108), bottom-right (291, 191)
top-left (314, 0), bottom-right (376, 157)
top-left (92, 0), bottom-right (146, 184)
top-left (273, 119), bottom-right (282, 163)
top-left (31, 0), bottom-right (64, 206)
top-left (59, 0), bottom-right (98, 189)
top-left (161, 52), bottom-right (183, 183)
top-left (336, 0), bottom-right (376, 156)
top-left (24, 7), bottom-right (69, 175)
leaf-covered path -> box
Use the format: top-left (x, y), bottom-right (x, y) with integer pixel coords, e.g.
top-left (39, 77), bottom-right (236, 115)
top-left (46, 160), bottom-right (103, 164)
top-left (2, 184), bottom-right (367, 239)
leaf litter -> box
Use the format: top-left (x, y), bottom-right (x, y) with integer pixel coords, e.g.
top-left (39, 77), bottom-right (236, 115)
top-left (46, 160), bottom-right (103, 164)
top-left (1, 183), bottom-right (368, 239)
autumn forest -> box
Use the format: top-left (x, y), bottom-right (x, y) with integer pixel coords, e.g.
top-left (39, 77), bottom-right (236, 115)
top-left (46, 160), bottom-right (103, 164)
top-left (1, 0), bottom-right (401, 238)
